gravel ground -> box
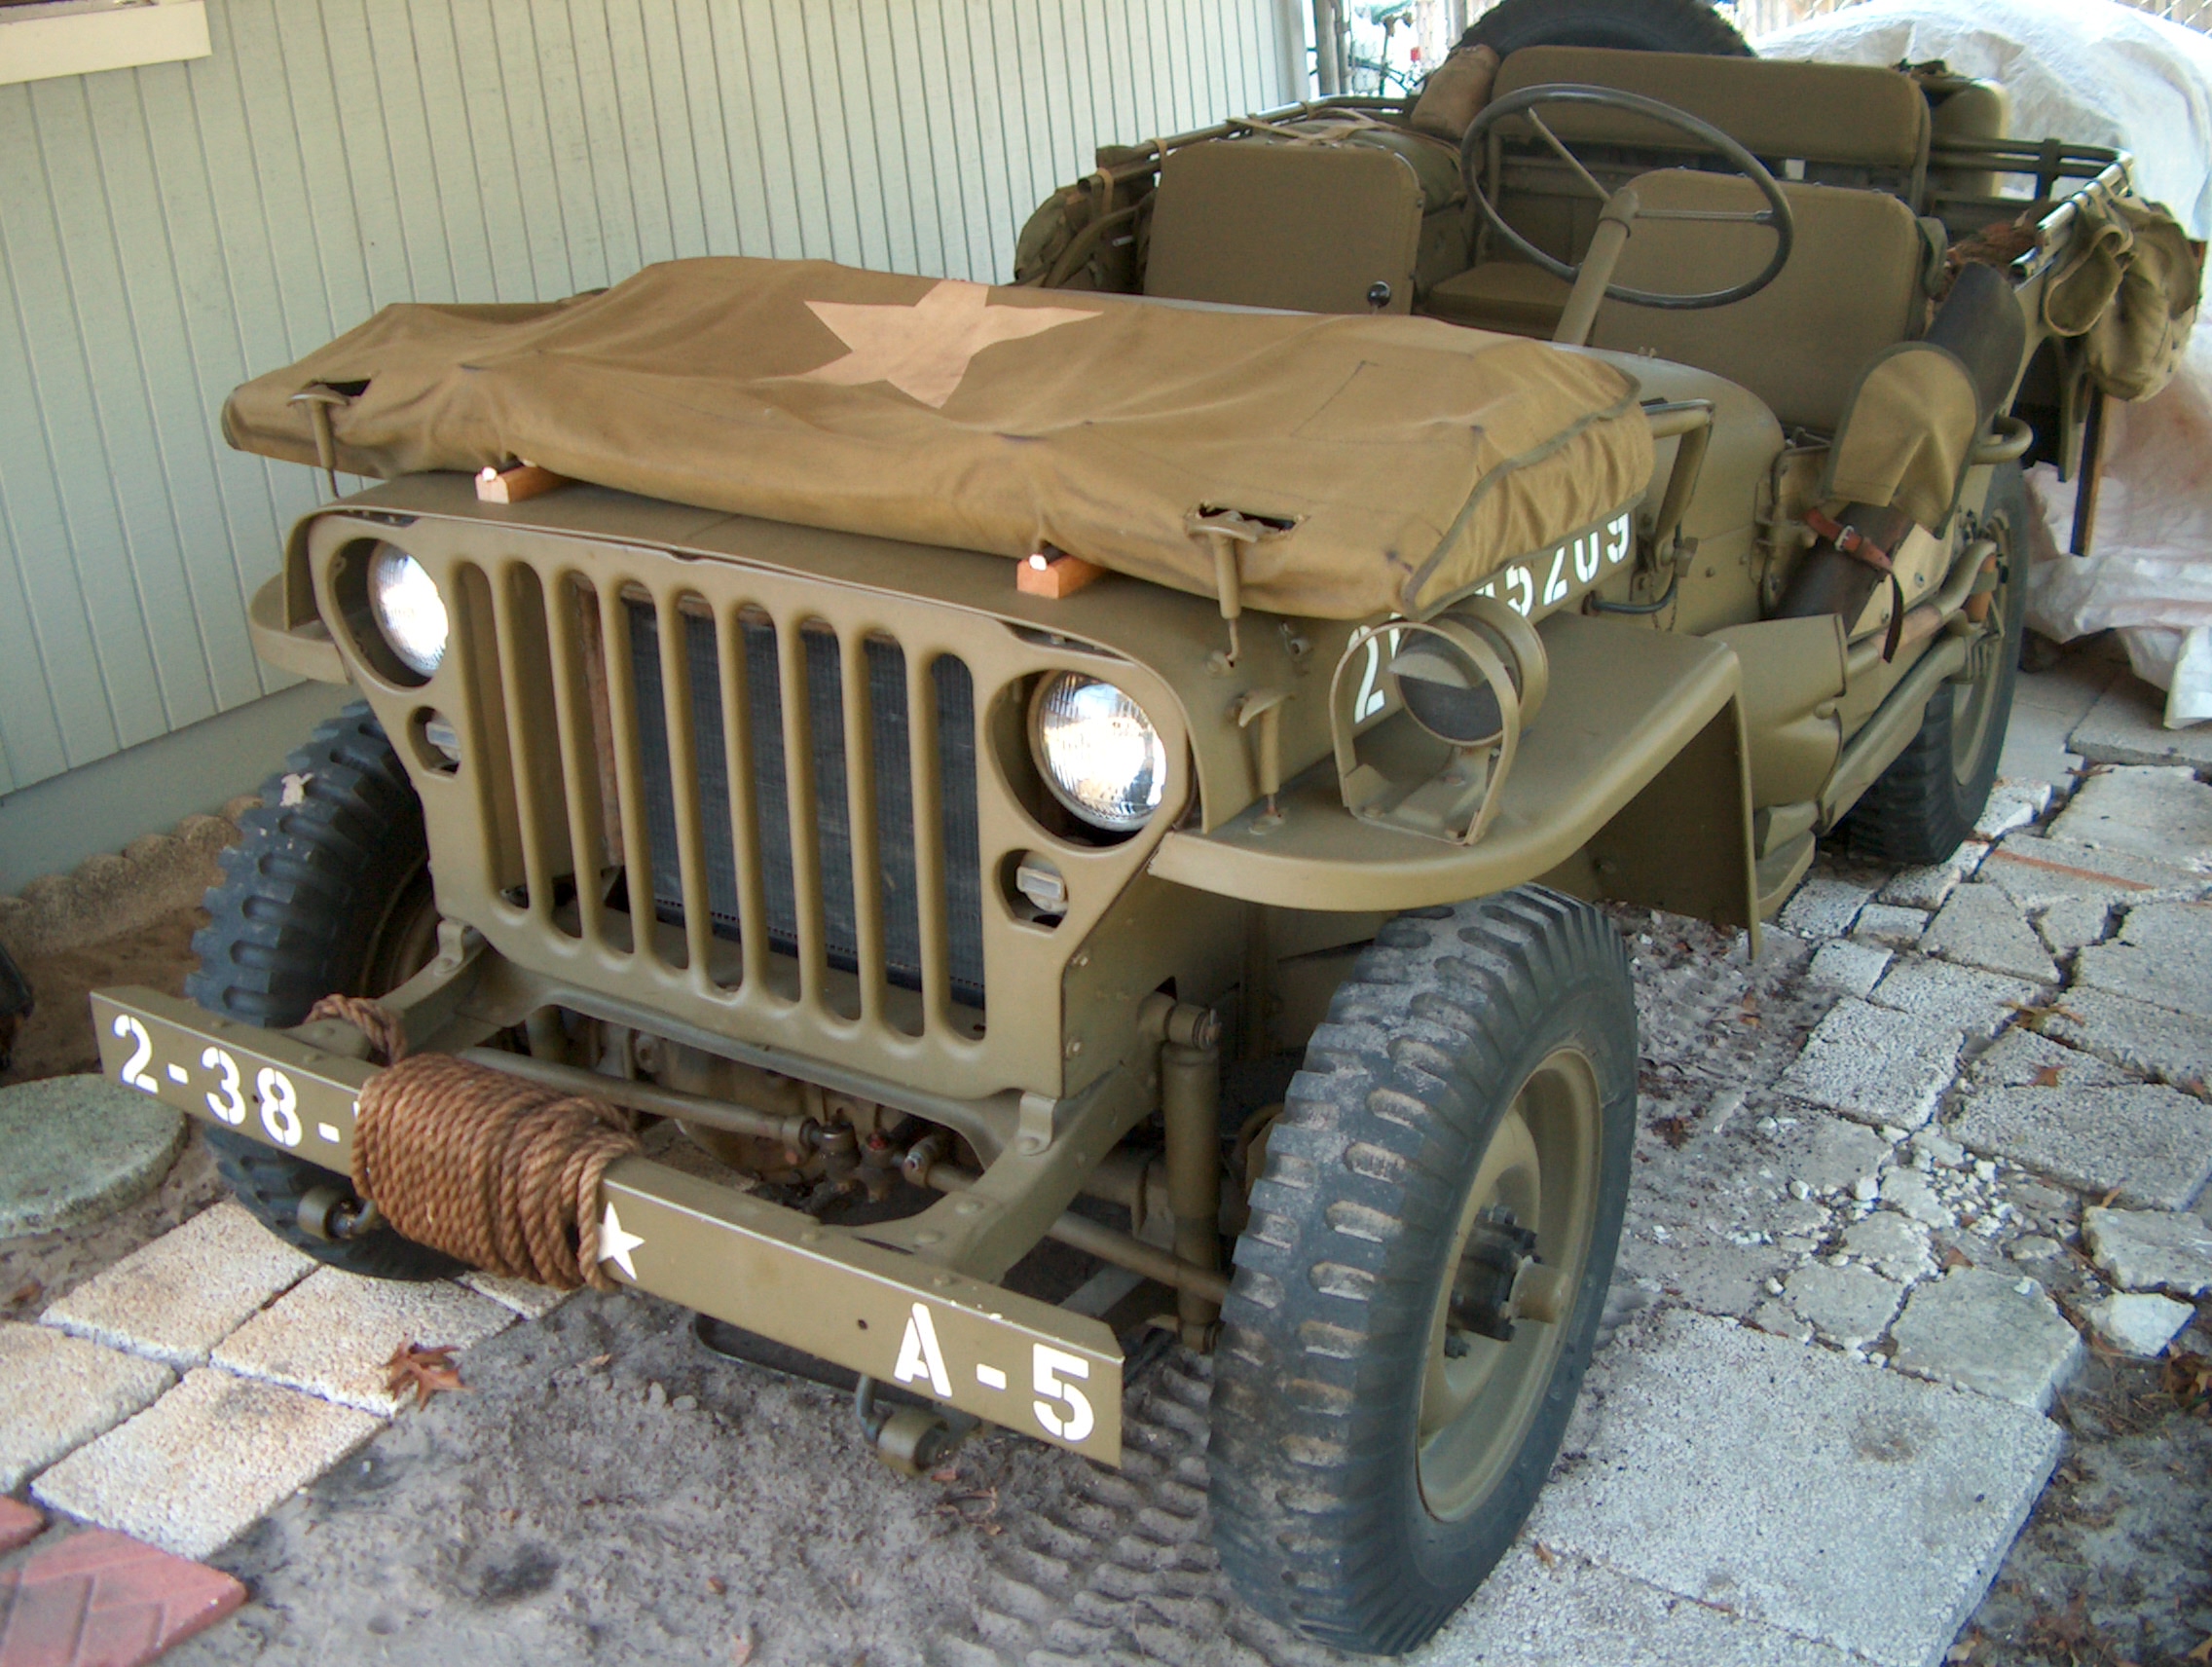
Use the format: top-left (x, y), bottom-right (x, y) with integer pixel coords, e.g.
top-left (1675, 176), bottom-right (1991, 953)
top-left (7, 841), bottom-right (2210, 1665)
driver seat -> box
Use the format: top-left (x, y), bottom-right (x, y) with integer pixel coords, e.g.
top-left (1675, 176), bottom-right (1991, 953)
top-left (1424, 170), bottom-right (1931, 435)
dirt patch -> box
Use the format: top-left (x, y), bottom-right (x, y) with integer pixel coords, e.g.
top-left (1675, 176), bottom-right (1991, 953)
top-left (0, 904), bottom-right (225, 1317)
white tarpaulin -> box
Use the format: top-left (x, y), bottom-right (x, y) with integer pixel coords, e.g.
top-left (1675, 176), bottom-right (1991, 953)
top-left (1760, 0), bottom-right (2212, 725)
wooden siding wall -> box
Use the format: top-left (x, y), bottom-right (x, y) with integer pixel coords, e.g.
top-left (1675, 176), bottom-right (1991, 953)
top-left (0, 0), bottom-right (1293, 796)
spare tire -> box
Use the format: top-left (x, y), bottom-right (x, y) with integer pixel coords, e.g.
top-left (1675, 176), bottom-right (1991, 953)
top-left (1460, 0), bottom-right (1751, 57)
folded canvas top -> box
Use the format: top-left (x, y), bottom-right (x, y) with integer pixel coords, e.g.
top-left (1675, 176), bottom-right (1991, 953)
top-left (224, 258), bottom-right (1653, 620)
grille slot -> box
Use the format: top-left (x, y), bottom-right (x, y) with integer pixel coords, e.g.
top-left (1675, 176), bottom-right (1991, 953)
top-left (625, 599), bottom-right (985, 1014)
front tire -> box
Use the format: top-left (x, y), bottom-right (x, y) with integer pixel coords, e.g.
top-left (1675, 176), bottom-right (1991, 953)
top-left (1841, 463), bottom-right (2030, 866)
top-left (187, 702), bottom-right (458, 1281)
top-left (1209, 888), bottom-right (1637, 1654)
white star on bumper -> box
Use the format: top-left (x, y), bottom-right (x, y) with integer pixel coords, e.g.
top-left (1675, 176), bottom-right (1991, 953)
top-left (598, 1201), bottom-right (645, 1281)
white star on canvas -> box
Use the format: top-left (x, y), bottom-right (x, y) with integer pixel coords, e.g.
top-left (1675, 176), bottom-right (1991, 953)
top-left (792, 279), bottom-right (1099, 408)
top-left (598, 1201), bottom-right (645, 1280)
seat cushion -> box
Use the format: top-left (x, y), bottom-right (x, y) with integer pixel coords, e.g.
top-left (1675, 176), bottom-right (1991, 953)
top-left (1420, 261), bottom-right (1572, 335)
top-left (1589, 170), bottom-right (1930, 432)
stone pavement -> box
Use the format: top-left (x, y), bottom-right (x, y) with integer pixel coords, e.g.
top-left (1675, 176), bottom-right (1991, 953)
top-left (3, 665), bottom-right (2210, 1667)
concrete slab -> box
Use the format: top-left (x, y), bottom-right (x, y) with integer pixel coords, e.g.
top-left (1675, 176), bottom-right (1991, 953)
top-left (0, 1499), bottom-right (42, 1556)
top-left (2073, 902), bottom-right (2212, 1022)
top-left (2042, 986), bottom-right (2212, 1091)
top-left (0, 1325), bottom-right (173, 1493)
top-left (1767, 1114), bottom-right (1895, 1197)
top-left (2084, 1292), bottom-right (2195, 1357)
top-left (1780, 873), bottom-right (1878, 940)
top-left (211, 1266), bottom-right (514, 1416)
top-left (460, 1272), bottom-right (571, 1321)
top-left (1878, 842), bottom-right (1986, 912)
top-left (1951, 1084), bottom-right (2212, 1210)
top-left (1971, 1027), bottom-right (2137, 1091)
top-left (1868, 956), bottom-right (2043, 1041)
top-left (2035, 897), bottom-right (2113, 957)
top-left (42, 1202), bottom-right (316, 1370)
top-left (1997, 698), bottom-right (2083, 789)
top-left (0, 1077), bottom-right (184, 1241)
top-left (1844, 1211), bottom-right (1936, 1282)
top-left (1783, 1263), bottom-right (1903, 1348)
top-left (0, 1527), bottom-right (246, 1667)
top-left (1778, 999), bottom-right (1962, 1130)
top-left (1889, 1268), bottom-right (2083, 1412)
top-left (2069, 674), bottom-right (2212, 770)
top-left (2083, 1205), bottom-right (2212, 1296)
top-left (1881, 1168), bottom-right (1954, 1229)
top-left (1921, 884), bottom-right (2059, 983)
top-left (1974, 779), bottom-right (2051, 841)
top-left (32, 1368), bottom-right (381, 1561)
top-left (1807, 939), bottom-right (1892, 998)
top-left (2046, 766), bottom-right (2212, 869)
top-left (1979, 832), bottom-right (2208, 912)
top-left (1853, 904), bottom-right (1932, 949)
top-left (1426, 1547), bottom-right (1860, 1667)
top-left (1528, 1309), bottom-right (2062, 1667)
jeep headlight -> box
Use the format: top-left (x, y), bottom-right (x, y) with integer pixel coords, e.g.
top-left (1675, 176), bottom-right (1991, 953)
top-left (1030, 673), bottom-right (1166, 833)
top-left (367, 546), bottom-right (449, 677)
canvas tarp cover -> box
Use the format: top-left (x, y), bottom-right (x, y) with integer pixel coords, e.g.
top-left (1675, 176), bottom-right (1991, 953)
top-left (222, 258), bottom-right (1652, 620)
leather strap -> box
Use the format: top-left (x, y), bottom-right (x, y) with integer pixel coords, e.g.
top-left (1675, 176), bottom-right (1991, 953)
top-left (1805, 506), bottom-right (1895, 574)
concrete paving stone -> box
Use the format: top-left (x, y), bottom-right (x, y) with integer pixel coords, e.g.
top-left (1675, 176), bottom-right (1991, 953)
top-left (1807, 939), bottom-right (1893, 998)
top-left (1878, 842), bottom-right (1987, 912)
top-left (2035, 896), bottom-right (2113, 957)
top-left (1999, 697), bottom-right (2084, 789)
top-left (1528, 1308), bottom-right (2062, 1667)
top-left (0, 1325), bottom-right (173, 1494)
top-left (1844, 1211), bottom-right (1936, 1282)
top-left (1784, 1263), bottom-right (1904, 1347)
top-left (2069, 675), bottom-right (2212, 770)
top-left (1766, 1114), bottom-right (1895, 1196)
top-left (2083, 1205), bottom-right (2212, 1295)
top-left (42, 1202), bottom-right (316, 1371)
top-left (1777, 1000), bottom-right (1962, 1131)
top-left (31, 1369), bottom-right (382, 1562)
top-left (2085, 1292), bottom-right (2196, 1357)
top-left (2046, 765), bottom-right (2212, 869)
top-left (1748, 1298), bottom-right (1816, 1344)
top-left (1889, 1267), bottom-right (2083, 1411)
top-left (1867, 956), bottom-right (2043, 1041)
top-left (1951, 1084), bottom-right (2212, 1210)
top-left (1970, 1027), bottom-right (2136, 1091)
top-left (1920, 883), bottom-right (2060, 983)
top-left (1779, 872), bottom-right (1879, 940)
top-left (0, 1077), bottom-right (185, 1241)
top-left (211, 1266), bottom-right (514, 1416)
top-left (459, 1272), bottom-right (572, 1321)
top-left (2041, 985), bottom-right (2212, 1092)
top-left (1978, 831), bottom-right (2208, 914)
top-left (0, 1527), bottom-right (246, 1667)
top-left (1425, 1546), bottom-right (1860, 1667)
top-left (1851, 903), bottom-right (1932, 949)
top-left (2072, 901), bottom-right (2212, 1022)
top-left (1974, 778), bottom-right (2052, 841)
top-left (1881, 1168), bottom-right (1954, 1229)
top-left (0, 1500), bottom-right (41, 1556)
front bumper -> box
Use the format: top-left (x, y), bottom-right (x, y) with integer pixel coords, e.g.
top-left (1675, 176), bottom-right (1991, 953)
top-left (93, 987), bottom-right (1123, 1463)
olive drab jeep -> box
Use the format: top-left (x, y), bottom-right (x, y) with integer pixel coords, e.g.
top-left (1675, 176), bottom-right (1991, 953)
top-left (92, 7), bottom-right (2199, 1654)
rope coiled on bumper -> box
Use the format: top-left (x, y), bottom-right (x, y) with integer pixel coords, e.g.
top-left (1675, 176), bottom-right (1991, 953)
top-left (310, 996), bottom-right (641, 1291)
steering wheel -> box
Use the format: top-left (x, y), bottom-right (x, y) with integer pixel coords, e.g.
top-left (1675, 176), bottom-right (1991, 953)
top-left (1459, 84), bottom-right (1796, 311)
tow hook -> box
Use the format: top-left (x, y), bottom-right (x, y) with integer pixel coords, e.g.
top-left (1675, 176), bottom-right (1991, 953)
top-left (296, 1184), bottom-right (385, 1241)
top-left (854, 1375), bottom-right (976, 1475)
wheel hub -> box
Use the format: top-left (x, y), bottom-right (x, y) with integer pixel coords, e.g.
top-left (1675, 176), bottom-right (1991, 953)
top-left (1445, 1209), bottom-right (1539, 1349)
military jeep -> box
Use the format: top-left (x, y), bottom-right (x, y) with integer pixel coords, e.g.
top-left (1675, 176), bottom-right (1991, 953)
top-left (93, 20), bottom-right (2194, 1657)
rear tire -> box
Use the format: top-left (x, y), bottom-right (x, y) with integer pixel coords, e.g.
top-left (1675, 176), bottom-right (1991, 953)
top-left (188, 702), bottom-right (458, 1281)
top-left (1459, 0), bottom-right (1751, 57)
top-left (1209, 887), bottom-right (1637, 1654)
top-left (1841, 463), bottom-right (2029, 867)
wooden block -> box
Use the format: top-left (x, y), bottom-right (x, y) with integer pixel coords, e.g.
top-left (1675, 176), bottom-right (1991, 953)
top-left (475, 462), bottom-right (566, 503)
top-left (1016, 547), bottom-right (1104, 600)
